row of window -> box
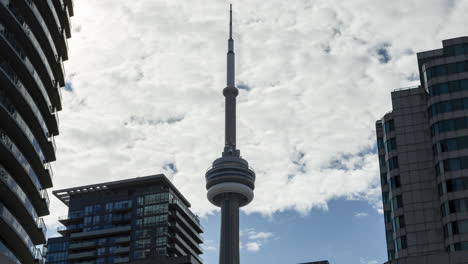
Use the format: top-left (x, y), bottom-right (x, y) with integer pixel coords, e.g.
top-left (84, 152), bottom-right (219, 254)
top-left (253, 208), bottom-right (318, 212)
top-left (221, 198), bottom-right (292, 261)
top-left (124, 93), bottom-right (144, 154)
top-left (439, 178), bottom-right (468, 195)
top-left (428, 97), bottom-right (468, 117)
top-left (436, 156), bottom-right (468, 175)
top-left (425, 60), bottom-right (468, 80)
top-left (444, 43), bottom-right (468, 57)
top-left (133, 248), bottom-right (166, 260)
top-left (428, 79), bottom-right (468, 96)
top-left (441, 198), bottom-right (468, 217)
top-left (137, 192), bottom-right (170, 206)
top-left (135, 227), bottom-right (168, 239)
top-left (136, 215), bottom-right (168, 227)
top-left (135, 237), bottom-right (167, 249)
top-left (433, 135), bottom-right (468, 154)
top-left (444, 220), bottom-right (468, 237)
top-left (46, 251), bottom-right (67, 262)
top-left (431, 116), bottom-right (468, 136)
top-left (447, 242), bottom-right (468, 252)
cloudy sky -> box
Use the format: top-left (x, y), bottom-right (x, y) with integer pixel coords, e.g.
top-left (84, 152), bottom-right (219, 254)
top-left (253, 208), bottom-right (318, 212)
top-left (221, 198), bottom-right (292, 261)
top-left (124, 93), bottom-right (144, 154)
top-left (45, 0), bottom-right (468, 263)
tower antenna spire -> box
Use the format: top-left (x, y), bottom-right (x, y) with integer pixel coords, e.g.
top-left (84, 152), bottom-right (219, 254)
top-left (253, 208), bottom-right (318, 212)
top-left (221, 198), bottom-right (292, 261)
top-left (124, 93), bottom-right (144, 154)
top-left (229, 4), bottom-right (233, 39)
top-left (227, 4), bottom-right (235, 88)
top-left (206, 5), bottom-right (256, 264)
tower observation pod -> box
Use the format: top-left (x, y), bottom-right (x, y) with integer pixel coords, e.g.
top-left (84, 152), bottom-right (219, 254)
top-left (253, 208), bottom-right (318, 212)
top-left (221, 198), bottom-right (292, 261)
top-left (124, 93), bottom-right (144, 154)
top-left (205, 4), bottom-right (256, 264)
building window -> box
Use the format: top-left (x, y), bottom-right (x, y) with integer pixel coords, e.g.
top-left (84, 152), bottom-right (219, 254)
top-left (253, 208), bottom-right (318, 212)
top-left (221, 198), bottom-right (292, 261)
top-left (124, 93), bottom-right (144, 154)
top-left (426, 60), bottom-right (468, 80)
top-left (442, 156), bottom-right (468, 172)
top-left (381, 173), bottom-right (388, 186)
top-left (435, 136), bottom-right (468, 154)
top-left (442, 198), bottom-right (468, 216)
top-left (384, 211), bottom-right (392, 224)
top-left (439, 178), bottom-right (468, 194)
top-left (384, 120), bottom-right (395, 134)
top-left (428, 79), bottom-right (468, 96)
top-left (453, 242), bottom-right (468, 251)
top-left (395, 236), bottom-right (407, 250)
top-left (387, 156), bottom-right (399, 171)
top-left (390, 175), bottom-right (401, 190)
top-left (431, 117), bottom-right (468, 136)
top-left (385, 138), bottom-right (397, 152)
top-left (392, 215), bottom-right (405, 230)
top-left (377, 137), bottom-right (385, 150)
top-left (429, 97), bottom-right (468, 117)
top-left (382, 192), bottom-right (389, 204)
top-left (391, 195), bottom-right (403, 210)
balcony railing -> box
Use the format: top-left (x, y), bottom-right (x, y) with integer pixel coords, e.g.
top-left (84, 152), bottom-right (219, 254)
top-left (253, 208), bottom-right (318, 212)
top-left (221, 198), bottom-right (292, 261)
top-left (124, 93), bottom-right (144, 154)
top-left (0, 26), bottom-right (53, 110)
top-left (0, 202), bottom-right (43, 262)
top-left (0, 92), bottom-right (47, 163)
top-left (2, 0), bottom-right (56, 86)
top-left (0, 60), bottom-right (50, 139)
top-left (0, 129), bottom-right (42, 191)
top-left (40, 188), bottom-right (49, 207)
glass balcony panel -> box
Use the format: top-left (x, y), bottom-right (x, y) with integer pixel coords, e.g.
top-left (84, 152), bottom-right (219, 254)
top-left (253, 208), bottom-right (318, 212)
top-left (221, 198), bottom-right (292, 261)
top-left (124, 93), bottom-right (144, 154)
top-left (0, 25), bottom-right (53, 110)
top-left (0, 60), bottom-right (50, 139)
top-left (0, 129), bottom-right (42, 191)
top-left (0, 90), bottom-right (47, 163)
top-left (0, 202), bottom-right (41, 260)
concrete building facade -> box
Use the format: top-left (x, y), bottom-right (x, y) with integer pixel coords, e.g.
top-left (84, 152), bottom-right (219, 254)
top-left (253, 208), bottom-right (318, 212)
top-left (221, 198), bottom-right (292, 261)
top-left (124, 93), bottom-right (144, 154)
top-left (376, 37), bottom-right (468, 263)
top-left (0, 0), bottom-right (73, 263)
top-left (46, 175), bottom-right (203, 264)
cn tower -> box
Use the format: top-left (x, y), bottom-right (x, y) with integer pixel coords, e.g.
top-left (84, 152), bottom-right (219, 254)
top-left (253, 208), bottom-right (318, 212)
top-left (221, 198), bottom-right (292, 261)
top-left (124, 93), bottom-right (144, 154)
top-left (205, 4), bottom-right (256, 264)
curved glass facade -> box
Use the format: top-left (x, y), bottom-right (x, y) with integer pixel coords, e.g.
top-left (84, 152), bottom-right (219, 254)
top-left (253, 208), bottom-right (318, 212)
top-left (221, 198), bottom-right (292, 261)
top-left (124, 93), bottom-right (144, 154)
top-left (0, 0), bottom-right (72, 263)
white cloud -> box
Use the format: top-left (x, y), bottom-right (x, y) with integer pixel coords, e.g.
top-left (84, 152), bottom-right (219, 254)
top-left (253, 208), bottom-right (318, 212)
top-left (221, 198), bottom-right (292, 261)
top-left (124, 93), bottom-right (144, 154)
top-left (246, 242), bottom-right (261, 252)
top-left (354, 212), bottom-right (369, 218)
top-left (45, 0), bottom-right (468, 230)
top-left (360, 257), bottom-right (379, 264)
top-left (247, 231), bottom-right (274, 240)
top-left (241, 229), bottom-right (276, 253)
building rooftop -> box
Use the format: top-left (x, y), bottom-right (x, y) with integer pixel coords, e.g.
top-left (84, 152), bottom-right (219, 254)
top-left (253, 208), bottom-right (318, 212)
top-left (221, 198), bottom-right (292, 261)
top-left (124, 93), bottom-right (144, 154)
top-left (53, 174), bottom-right (192, 207)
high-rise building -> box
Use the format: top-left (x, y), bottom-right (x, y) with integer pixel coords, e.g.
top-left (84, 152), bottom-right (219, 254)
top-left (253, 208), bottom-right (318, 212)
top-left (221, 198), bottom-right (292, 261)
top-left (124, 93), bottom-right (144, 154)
top-left (205, 5), bottom-right (256, 264)
top-left (0, 0), bottom-right (73, 263)
top-left (46, 174), bottom-right (203, 264)
top-left (376, 36), bottom-right (468, 263)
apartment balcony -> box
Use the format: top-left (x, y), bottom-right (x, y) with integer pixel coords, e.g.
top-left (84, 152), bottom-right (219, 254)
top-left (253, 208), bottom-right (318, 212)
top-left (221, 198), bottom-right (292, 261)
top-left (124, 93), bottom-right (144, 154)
top-left (112, 205), bottom-right (132, 213)
top-left (0, 202), bottom-right (43, 264)
top-left (113, 246), bottom-right (130, 254)
top-left (0, 130), bottom-right (48, 216)
top-left (114, 236), bottom-right (131, 244)
top-left (70, 226), bottom-right (131, 240)
top-left (114, 256), bottom-right (130, 263)
top-left (68, 250), bottom-right (96, 260)
top-left (69, 241), bottom-right (96, 250)
top-left (57, 224), bottom-right (82, 235)
top-left (58, 212), bottom-right (84, 225)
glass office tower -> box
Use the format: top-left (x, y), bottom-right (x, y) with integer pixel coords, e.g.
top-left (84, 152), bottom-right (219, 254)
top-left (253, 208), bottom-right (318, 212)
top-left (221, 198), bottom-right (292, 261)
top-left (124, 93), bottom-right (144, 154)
top-left (0, 0), bottom-right (73, 263)
top-left (376, 36), bottom-right (468, 263)
top-left (46, 174), bottom-right (203, 264)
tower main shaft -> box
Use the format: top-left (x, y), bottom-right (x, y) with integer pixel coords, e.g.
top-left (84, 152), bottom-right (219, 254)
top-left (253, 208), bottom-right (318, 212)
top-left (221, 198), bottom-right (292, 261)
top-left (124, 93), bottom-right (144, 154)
top-left (205, 5), bottom-right (256, 264)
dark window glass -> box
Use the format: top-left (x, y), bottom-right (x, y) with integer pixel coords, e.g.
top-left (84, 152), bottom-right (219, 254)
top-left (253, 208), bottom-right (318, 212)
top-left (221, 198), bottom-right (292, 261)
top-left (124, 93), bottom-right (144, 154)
top-left (377, 137), bottom-right (384, 150)
top-left (391, 195), bottom-right (403, 210)
top-left (390, 175), bottom-right (401, 190)
top-left (388, 156), bottom-right (399, 171)
top-left (384, 120), bottom-right (395, 134)
top-left (386, 138), bottom-right (397, 152)
top-left (381, 173), bottom-right (388, 186)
